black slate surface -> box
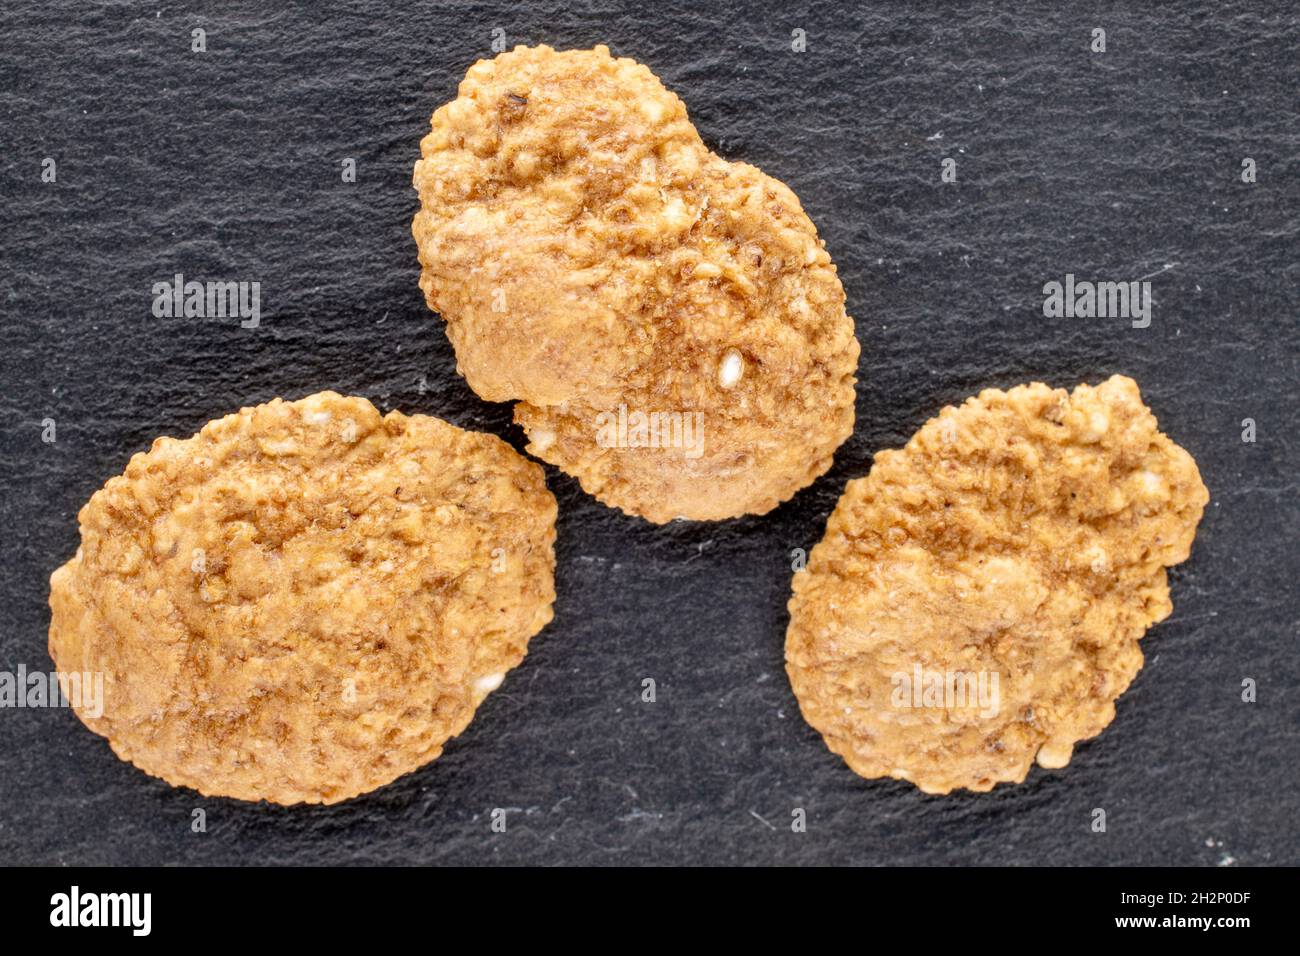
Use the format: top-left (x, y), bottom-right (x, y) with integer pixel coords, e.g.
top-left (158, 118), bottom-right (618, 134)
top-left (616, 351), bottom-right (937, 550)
top-left (1, 0), bottom-right (1297, 866)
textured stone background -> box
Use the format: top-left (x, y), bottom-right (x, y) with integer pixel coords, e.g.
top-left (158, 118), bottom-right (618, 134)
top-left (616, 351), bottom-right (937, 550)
top-left (1, 1), bottom-right (1297, 865)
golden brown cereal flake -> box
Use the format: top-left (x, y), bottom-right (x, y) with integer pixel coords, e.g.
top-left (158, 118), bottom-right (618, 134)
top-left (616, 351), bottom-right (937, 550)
top-left (49, 392), bottom-right (557, 805)
top-left (412, 45), bottom-right (859, 522)
top-left (785, 375), bottom-right (1208, 794)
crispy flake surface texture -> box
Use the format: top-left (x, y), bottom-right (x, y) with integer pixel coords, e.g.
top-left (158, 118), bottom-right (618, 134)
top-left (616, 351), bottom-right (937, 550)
top-left (785, 375), bottom-right (1208, 794)
top-left (48, 392), bottom-right (557, 805)
top-left (412, 45), bottom-right (859, 522)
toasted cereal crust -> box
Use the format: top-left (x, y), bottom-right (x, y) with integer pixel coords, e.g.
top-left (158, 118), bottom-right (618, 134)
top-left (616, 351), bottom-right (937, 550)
top-left (785, 375), bottom-right (1208, 794)
top-left (412, 45), bottom-right (859, 522)
top-left (49, 392), bottom-right (557, 805)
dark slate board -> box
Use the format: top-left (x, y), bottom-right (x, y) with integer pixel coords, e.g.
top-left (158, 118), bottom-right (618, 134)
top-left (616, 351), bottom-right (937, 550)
top-left (1, 0), bottom-right (1297, 866)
